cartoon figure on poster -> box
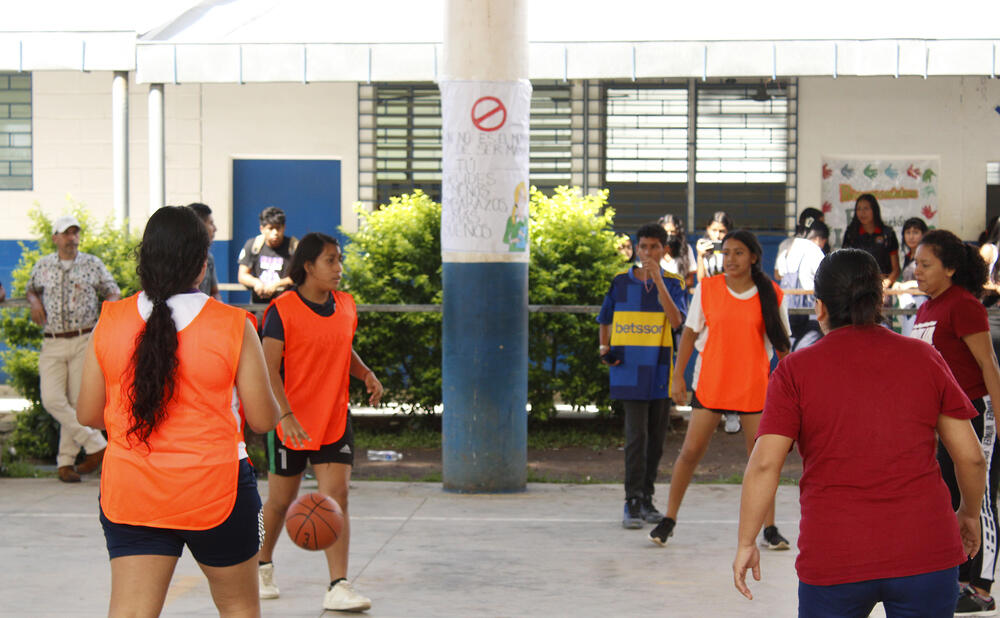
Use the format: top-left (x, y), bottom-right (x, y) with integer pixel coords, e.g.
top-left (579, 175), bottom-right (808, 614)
top-left (504, 181), bottom-right (529, 252)
top-left (820, 156), bottom-right (939, 249)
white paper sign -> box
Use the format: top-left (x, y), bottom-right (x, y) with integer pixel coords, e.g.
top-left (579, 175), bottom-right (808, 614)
top-left (440, 80), bottom-right (532, 261)
top-left (820, 156), bottom-right (940, 247)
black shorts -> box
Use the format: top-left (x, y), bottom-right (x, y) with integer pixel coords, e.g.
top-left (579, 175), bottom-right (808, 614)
top-left (267, 415), bottom-right (355, 476)
top-left (691, 392), bottom-right (761, 415)
top-left (100, 458), bottom-right (263, 567)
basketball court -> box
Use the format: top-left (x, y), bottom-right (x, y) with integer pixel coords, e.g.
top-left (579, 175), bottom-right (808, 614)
top-left (2, 477), bottom-right (822, 617)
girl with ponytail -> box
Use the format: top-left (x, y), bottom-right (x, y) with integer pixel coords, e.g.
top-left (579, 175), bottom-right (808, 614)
top-left (911, 229), bottom-right (1000, 612)
top-left (649, 229), bottom-right (791, 548)
top-left (77, 206), bottom-right (279, 616)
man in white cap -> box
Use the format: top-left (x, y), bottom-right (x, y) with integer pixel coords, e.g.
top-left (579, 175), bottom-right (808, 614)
top-left (26, 215), bottom-right (120, 482)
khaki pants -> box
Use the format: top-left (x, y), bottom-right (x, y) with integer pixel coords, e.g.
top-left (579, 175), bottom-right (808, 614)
top-left (39, 333), bottom-right (106, 468)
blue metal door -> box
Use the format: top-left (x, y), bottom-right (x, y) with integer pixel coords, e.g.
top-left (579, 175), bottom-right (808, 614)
top-left (229, 158), bottom-right (342, 302)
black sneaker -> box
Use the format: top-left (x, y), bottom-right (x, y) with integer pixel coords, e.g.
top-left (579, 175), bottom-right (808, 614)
top-left (761, 525), bottom-right (790, 550)
top-left (622, 498), bottom-right (643, 529)
top-left (956, 585), bottom-right (997, 615)
top-left (639, 497), bottom-right (665, 524)
top-left (648, 516), bottom-right (675, 546)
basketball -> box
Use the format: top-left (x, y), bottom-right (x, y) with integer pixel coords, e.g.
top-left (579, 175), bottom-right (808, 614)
top-left (285, 492), bottom-right (344, 551)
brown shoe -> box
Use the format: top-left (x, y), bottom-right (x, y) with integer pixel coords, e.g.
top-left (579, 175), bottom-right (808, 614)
top-left (76, 447), bottom-right (106, 475)
top-left (57, 466), bottom-right (81, 483)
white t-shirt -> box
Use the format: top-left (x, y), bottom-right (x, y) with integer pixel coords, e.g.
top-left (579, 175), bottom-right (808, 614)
top-left (684, 280), bottom-right (790, 388)
top-left (136, 291), bottom-right (246, 459)
top-left (775, 237), bottom-right (825, 309)
top-left (661, 244), bottom-right (696, 279)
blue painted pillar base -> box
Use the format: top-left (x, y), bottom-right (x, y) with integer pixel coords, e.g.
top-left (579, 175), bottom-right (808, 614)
top-left (442, 262), bottom-right (528, 493)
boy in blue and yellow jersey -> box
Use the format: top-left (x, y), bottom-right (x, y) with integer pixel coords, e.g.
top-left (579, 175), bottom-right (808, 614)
top-left (597, 223), bottom-right (687, 529)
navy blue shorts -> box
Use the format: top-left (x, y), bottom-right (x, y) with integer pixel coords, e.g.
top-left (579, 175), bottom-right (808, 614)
top-left (100, 458), bottom-right (263, 567)
top-left (798, 566), bottom-right (959, 617)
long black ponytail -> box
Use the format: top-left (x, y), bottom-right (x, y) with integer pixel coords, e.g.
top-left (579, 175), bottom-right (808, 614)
top-left (126, 206), bottom-right (210, 446)
top-left (724, 230), bottom-right (790, 354)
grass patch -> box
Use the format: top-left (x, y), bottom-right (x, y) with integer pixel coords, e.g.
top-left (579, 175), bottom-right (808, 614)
top-left (526, 470), bottom-right (609, 484)
top-left (356, 472), bottom-right (443, 483)
top-left (355, 427), bottom-right (441, 450)
top-left (527, 427), bottom-right (621, 451)
top-left (0, 459), bottom-right (56, 478)
top-left (354, 423), bottom-right (623, 451)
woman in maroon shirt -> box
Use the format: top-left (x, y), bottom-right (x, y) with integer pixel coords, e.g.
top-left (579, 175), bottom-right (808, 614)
top-left (734, 249), bottom-right (985, 616)
top-left (912, 230), bottom-right (1000, 614)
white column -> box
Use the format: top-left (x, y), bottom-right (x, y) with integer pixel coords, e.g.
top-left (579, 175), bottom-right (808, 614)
top-left (443, 0), bottom-right (527, 80)
top-left (111, 71), bottom-right (129, 224)
top-left (687, 78), bottom-right (697, 228)
top-left (440, 0), bottom-right (530, 492)
top-left (148, 83), bottom-right (165, 218)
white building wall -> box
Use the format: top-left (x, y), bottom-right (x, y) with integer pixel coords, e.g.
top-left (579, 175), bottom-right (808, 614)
top-left (10, 72), bottom-right (1000, 242)
top-left (798, 76), bottom-right (1000, 240)
top-left (199, 82), bottom-right (359, 240)
top-left (0, 73), bottom-right (359, 240)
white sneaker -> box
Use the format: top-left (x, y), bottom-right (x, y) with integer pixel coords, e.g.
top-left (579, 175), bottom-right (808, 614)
top-left (323, 580), bottom-right (372, 612)
top-left (724, 414), bottom-right (741, 433)
top-left (258, 563), bottom-right (279, 599)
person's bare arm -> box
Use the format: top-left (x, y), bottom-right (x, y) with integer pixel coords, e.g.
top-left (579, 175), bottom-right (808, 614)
top-left (964, 331), bottom-right (1000, 421)
top-left (938, 413), bottom-right (987, 557)
top-left (670, 327), bottom-right (697, 403)
top-left (261, 335), bottom-right (309, 448)
top-left (238, 264), bottom-right (264, 296)
top-left (26, 288), bottom-right (46, 326)
top-left (640, 260), bottom-right (681, 328)
top-left (598, 323), bottom-right (621, 366)
top-left (884, 253), bottom-right (901, 287)
top-left (733, 433), bottom-right (795, 600)
top-left (76, 338), bottom-right (107, 429)
top-left (350, 347), bottom-right (384, 406)
top-left (0, 284), bottom-right (6, 303)
top-left (236, 320), bottom-right (280, 433)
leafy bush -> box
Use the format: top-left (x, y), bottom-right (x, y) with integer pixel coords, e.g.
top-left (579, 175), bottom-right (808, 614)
top-left (342, 191), bottom-right (443, 410)
top-left (341, 187), bottom-right (622, 419)
top-left (527, 187), bottom-right (621, 418)
top-left (2, 202), bottom-right (140, 460)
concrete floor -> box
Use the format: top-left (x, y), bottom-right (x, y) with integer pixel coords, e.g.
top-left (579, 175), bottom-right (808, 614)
top-left (1, 477), bottom-right (888, 617)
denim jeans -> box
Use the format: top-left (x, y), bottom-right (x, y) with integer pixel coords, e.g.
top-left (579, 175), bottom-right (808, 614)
top-left (798, 567), bottom-right (959, 617)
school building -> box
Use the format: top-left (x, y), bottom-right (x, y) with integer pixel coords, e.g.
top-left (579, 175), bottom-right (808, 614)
top-left (2, 0), bottom-right (1000, 291)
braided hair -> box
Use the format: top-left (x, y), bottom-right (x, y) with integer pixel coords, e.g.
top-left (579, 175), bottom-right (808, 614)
top-left (126, 206), bottom-right (210, 446)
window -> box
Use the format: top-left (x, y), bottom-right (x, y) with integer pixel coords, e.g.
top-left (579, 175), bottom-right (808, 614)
top-left (604, 80), bottom-right (795, 231)
top-left (605, 86), bottom-right (688, 183)
top-left (0, 72), bottom-right (31, 190)
top-left (359, 83), bottom-right (573, 208)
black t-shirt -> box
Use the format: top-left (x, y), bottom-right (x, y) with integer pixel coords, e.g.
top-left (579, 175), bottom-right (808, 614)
top-left (238, 236), bottom-right (295, 303)
top-left (842, 225), bottom-right (899, 275)
top-left (260, 289), bottom-right (336, 342)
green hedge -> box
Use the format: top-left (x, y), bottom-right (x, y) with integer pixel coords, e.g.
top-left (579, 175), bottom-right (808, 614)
top-left (343, 186), bottom-right (623, 419)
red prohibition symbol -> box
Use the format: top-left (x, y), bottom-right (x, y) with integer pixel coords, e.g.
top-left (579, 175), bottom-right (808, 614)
top-left (471, 96), bottom-right (507, 132)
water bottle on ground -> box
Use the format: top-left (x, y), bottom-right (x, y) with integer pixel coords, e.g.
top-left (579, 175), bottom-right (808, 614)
top-left (367, 450), bottom-right (403, 462)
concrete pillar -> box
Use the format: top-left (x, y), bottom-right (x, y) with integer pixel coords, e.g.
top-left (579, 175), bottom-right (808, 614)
top-left (440, 0), bottom-right (529, 492)
top-left (148, 83), bottom-right (165, 218)
top-left (686, 79), bottom-right (697, 230)
top-left (111, 71), bottom-right (129, 224)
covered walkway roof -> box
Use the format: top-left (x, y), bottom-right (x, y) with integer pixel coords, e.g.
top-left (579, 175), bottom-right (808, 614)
top-left (2, 0), bottom-right (999, 81)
